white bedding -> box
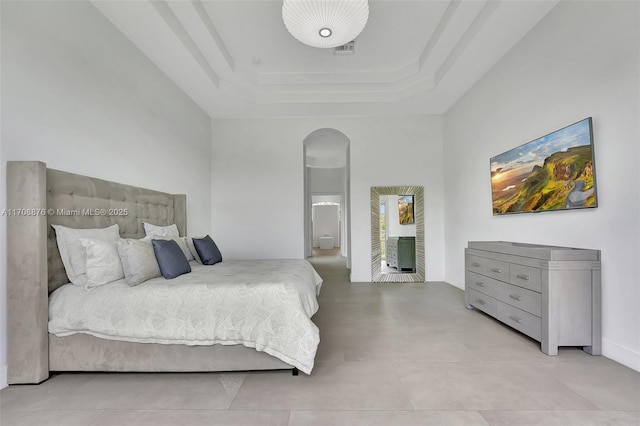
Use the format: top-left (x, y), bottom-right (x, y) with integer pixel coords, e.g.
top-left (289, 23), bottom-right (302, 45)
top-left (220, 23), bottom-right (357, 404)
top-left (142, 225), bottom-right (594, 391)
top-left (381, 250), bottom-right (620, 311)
top-left (49, 260), bottom-right (323, 374)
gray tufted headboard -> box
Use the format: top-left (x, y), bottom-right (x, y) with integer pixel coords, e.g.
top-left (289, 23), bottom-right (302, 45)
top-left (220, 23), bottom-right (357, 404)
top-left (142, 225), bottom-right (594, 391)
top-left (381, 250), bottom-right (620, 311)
top-left (46, 167), bottom-right (186, 292)
top-left (6, 161), bottom-right (186, 383)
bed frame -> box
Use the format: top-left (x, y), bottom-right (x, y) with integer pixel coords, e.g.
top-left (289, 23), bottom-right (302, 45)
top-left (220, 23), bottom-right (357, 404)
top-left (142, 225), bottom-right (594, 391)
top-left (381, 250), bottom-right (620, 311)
top-left (6, 161), bottom-right (293, 385)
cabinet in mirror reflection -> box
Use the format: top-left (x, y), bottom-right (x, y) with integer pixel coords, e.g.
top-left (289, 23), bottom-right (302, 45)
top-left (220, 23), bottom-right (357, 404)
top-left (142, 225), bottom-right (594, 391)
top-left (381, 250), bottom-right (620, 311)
top-left (371, 186), bottom-right (424, 282)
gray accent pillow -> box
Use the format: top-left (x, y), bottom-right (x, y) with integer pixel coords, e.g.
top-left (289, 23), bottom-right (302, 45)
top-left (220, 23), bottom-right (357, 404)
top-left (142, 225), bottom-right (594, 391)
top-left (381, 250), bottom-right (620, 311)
top-left (152, 239), bottom-right (191, 279)
top-left (192, 235), bottom-right (223, 265)
top-left (149, 235), bottom-right (193, 261)
top-left (117, 238), bottom-right (162, 286)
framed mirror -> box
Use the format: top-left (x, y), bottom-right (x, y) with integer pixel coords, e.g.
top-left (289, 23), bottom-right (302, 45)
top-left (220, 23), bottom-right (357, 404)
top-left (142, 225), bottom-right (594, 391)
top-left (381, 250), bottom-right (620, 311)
top-left (371, 186), bottom-right (425, 282)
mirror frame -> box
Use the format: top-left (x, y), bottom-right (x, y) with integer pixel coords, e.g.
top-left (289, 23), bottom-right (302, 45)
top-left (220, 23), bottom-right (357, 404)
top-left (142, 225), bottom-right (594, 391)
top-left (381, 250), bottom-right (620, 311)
top-left (371, 186), bottom-right (425, 282)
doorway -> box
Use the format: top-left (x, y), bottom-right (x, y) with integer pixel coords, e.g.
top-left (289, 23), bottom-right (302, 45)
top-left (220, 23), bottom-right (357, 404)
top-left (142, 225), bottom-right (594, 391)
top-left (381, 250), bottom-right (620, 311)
top-left (311, 196), bottom-right (341, 257)
top-left (303, 129), bottom-right (351, 269)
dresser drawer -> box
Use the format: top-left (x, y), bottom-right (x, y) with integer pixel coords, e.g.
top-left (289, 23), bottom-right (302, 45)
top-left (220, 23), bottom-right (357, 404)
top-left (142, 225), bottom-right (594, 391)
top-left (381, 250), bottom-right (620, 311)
top-left (467, 255), bottom-right (484, 274)
top-left (468, 288), bottom-right (498, 317)
top-left (496, 281), bottom-right (541, 317)
top-left (467, 271), bottom-right (500, 299)
top-left (510, 264), bottom-right (542, 292)
top-left (497, 303), bottom-right (541, 341)
top-left (484, 259), bottom-right (510, 282)
top-left (467, 255), bottom-right (510, 282)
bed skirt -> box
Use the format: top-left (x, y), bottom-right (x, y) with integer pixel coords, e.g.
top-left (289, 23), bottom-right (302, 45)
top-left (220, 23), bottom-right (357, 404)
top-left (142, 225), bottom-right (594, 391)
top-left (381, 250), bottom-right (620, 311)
top-left (49, 334), bottom-right (293, 373)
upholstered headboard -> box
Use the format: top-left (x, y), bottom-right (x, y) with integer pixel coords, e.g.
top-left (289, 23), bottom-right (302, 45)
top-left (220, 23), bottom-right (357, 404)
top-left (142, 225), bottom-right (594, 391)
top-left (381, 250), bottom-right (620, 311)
top-left (46, 167), bottom-right (186, 292)
top-left (6, 161), bottom-right (186, 383)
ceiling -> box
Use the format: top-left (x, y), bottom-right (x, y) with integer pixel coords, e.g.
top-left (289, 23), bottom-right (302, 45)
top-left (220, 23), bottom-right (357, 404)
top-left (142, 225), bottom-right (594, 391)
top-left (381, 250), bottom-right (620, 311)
top-left (92, 0), bottom-right (558, 119)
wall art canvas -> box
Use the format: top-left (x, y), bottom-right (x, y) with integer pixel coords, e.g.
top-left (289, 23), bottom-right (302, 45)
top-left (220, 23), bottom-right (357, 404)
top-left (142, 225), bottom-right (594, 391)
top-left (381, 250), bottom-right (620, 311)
top-left (491, 117), bottom-right (597, 215)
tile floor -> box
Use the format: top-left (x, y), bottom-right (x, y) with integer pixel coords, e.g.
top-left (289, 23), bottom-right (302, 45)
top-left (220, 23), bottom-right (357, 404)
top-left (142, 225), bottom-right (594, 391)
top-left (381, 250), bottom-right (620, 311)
top-left (1, 254), bottom-right (638, 425)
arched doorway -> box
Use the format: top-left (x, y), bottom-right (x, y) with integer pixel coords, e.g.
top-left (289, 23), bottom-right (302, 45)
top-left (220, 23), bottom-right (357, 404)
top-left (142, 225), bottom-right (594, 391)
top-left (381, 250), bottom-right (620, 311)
top-left (303, 129), bottom-right (351, 269)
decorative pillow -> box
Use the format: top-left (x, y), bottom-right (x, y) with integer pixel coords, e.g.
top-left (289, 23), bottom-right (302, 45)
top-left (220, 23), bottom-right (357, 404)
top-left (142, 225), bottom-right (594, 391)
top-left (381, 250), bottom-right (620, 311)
top-left (52, 224), bottom-right (120, 286)
top-left (143, 222), bottom-right (179, 238)
top-left (192, 235), bottom-right (223, 265)
top-left (152, 239), bottom-right (191, 279)
top-left (117, 238), bottom-right (162, 286)
top-left (180, 237), bottom-right (195, 261)
top-left (151, 235), bottom-right (193, 261)
top-left (78, 238), bottom-right (125, 289)
top-left (185, 237), bottom-right (204, 264)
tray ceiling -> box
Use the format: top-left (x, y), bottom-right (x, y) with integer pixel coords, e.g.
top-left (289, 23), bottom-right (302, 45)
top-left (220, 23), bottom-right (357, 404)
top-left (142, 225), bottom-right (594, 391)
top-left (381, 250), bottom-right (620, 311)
top-left (92, 0), bottom-right (558, 118)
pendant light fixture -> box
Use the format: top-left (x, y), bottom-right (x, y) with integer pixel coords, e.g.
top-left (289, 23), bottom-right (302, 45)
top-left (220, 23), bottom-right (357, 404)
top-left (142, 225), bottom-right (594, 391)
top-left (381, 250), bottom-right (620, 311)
top-left (282, 0), bottom-right (369, 49)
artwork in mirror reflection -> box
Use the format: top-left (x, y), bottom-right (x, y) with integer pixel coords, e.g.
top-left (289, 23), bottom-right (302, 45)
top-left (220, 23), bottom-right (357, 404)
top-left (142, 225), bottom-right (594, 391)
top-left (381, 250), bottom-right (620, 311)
top-left (398, 195), bottom-right (414, 225)
top-left (371, 186), bottom-right (424, 283)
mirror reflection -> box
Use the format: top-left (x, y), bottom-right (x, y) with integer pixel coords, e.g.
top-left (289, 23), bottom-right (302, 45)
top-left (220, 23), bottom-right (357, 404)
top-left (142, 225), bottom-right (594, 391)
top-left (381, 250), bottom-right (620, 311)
top-left (371, 186), bottom-right (425, 283)
top-left (379, 195), bottom-right (416, 274)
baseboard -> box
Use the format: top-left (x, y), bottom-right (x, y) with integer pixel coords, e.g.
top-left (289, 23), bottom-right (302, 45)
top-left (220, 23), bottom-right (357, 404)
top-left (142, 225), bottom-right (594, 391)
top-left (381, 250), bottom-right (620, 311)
top-left (602, 338), bottom-right (640, 372)
top-left (0, 364), bottom-right (7, 390)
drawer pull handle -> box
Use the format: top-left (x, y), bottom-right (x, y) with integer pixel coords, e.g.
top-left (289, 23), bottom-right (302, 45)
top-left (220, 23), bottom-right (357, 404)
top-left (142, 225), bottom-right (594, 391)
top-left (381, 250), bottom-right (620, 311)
top-left (471, 262), bottom-right (481, 267)
top-left (491, 267), bottom-right (502, 273)
top-left (509, 294), bottom-right (522, 301)
top-left (508, 315), bottom-right (522, 324)
top-left (475, 281), bottom-right (485, 287)
top-left (516, 274), bottom-right (530, 280)
top-left (475, 299), bottom-right (486, 306)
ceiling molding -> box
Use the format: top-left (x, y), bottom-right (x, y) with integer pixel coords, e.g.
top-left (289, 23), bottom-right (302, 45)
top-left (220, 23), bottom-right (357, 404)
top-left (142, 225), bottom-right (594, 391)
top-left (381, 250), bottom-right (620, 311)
top-left (153, 0), bottom-right (472, 90)
top-left (190, 0), bottom-right (235, 71)
top-left (91, 0), bottom-right (559, 117)
top-left (254, 62), bottom-right (420, 86)
top-left (418, 0), bottom-right (461, 69)
top-left (150, 0), bottom-right (220, 87)
top-left (146, 0), bottom-right (478, 101)
top-left (217, 75), bottom-right (438, 104)
top-left (435, 0), bottom-right (500, 84)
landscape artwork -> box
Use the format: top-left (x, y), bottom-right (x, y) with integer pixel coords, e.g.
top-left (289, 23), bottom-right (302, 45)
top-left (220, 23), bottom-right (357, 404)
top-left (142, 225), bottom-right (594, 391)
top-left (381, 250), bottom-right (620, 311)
top-left (398, 195), bottom-right (414, 224)
top-left (491, 118), bottom-right (597, 215)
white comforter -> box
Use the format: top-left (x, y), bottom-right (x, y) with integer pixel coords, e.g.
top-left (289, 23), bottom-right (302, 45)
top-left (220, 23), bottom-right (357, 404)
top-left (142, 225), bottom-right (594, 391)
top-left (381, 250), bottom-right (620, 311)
top-left (49, 260), bottom-right (323, 374)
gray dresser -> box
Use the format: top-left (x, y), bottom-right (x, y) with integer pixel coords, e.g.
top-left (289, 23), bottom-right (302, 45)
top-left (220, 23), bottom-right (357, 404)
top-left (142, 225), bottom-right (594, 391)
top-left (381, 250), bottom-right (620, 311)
top-left (465, 241), bottom-right (601, 355)
top-left (387, 236), bottom-right (416, 271)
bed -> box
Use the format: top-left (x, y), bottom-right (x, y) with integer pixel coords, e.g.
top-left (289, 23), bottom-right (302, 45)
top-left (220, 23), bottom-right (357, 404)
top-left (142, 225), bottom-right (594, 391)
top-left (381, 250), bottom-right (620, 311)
top-left (6, 161), bottom-right (321, 384)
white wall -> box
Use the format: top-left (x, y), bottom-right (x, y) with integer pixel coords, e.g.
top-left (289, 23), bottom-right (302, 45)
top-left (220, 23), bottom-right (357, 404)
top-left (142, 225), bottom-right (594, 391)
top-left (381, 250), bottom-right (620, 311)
top-left (211, 115), bottom-right (445, 282)
top-left (312, 205), bottom-right (340, 248)
top-left (0, 1), bottom-right (212, 388)
top-left (443, 1), bottom-right (639, 370)
top-left (308, 167), bottom-right (346, 193)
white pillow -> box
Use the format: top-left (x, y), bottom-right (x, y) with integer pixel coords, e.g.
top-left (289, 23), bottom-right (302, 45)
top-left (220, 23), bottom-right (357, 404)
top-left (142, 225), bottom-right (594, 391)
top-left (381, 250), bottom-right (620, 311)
top-left (185, 236), bottom-right (204, 264)
top-left (181, 237), bottom-right (195, 262)
top-left (117, 238), bottom-right (161, 286)
top-left (52, 224), bottom-right (120, 286)
top-left (79, 238), bottom-right (125, 289)
top-left (143, 222), bottom-right (179, 238)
